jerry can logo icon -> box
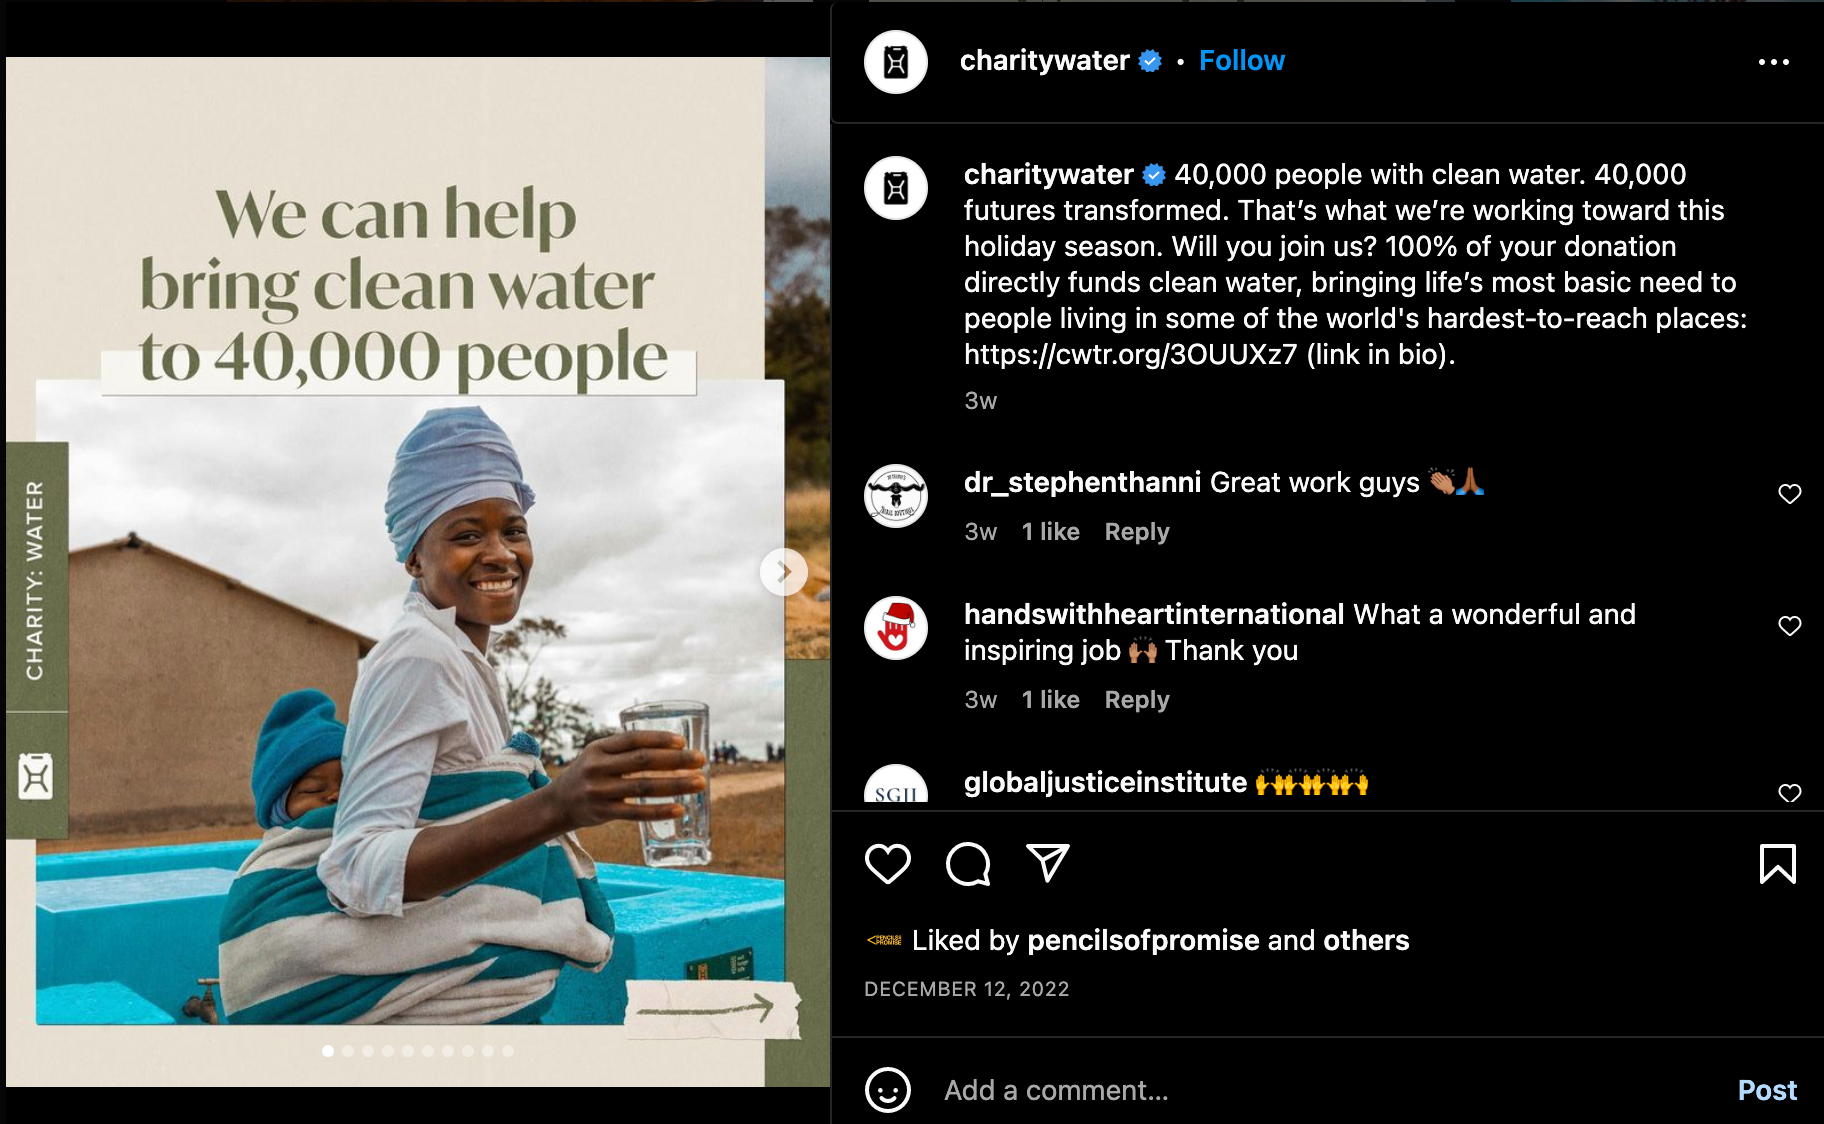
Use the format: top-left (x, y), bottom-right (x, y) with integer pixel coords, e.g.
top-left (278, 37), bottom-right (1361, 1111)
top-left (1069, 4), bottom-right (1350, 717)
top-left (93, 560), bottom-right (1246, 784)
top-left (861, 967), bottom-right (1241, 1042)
top-left (19, 753), bottom-right (54, 799)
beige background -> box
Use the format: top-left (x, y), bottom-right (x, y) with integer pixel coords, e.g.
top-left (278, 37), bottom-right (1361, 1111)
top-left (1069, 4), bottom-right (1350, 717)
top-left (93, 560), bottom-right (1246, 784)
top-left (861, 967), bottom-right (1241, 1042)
top-left (6, 56), bottom-right (766, 1086)
top-left (5, 56), bottom-right (762, 429)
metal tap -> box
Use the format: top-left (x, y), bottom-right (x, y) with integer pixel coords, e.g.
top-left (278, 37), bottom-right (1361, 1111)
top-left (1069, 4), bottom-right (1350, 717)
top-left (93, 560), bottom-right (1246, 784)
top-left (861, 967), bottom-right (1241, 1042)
top-left (183, 978), bottom-right (221, 1024)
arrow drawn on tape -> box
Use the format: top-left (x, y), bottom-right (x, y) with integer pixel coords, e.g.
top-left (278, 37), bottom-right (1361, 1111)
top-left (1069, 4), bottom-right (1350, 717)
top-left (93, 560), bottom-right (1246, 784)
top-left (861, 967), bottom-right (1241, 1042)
top-left (635, 992), bottom-right (775, 1022)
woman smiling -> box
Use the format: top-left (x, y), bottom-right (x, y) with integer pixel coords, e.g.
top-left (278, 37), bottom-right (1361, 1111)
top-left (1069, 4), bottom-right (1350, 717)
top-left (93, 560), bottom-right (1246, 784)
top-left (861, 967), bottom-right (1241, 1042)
top-left (218, 407), bottom-right (703, 1023)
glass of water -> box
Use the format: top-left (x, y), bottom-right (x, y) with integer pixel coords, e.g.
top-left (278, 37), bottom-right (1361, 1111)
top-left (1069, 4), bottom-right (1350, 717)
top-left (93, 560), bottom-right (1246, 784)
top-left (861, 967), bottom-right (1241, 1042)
top-left (617, 700), bottom-right (712, 867)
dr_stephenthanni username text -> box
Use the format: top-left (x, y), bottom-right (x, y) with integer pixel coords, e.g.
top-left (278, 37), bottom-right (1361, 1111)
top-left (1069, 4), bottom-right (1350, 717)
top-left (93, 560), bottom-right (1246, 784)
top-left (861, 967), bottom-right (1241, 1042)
top-left (970, 470), bottom-right (1433, 498)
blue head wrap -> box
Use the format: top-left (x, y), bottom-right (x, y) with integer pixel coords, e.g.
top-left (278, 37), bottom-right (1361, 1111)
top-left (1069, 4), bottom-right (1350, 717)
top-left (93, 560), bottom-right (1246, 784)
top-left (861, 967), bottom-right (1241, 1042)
top-left (385, 407), bottom-right (536, 583)
top-left (253, 689), bottom-right (345, 830)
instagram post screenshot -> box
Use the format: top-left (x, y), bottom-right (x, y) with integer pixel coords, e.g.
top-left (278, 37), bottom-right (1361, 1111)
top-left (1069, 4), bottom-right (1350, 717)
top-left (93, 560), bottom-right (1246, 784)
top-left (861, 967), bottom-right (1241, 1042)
top-left (831, 4), bottom-right (1813, 1118)
top-left (6, 58), bottom-right (827, 1089)
top-left (4, 20), bottom-right (1815, 1109)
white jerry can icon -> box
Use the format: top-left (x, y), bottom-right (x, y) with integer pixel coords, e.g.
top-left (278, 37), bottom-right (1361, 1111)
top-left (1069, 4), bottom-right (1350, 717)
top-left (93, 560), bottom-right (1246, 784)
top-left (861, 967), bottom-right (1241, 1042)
top-left (19, 753), bottom-right (54, 800)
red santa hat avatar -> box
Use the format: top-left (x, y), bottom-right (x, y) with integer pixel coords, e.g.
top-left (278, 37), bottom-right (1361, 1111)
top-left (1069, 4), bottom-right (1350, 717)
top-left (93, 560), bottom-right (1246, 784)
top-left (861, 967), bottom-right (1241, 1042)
top-left (872, 598), bottom-right (924, 656)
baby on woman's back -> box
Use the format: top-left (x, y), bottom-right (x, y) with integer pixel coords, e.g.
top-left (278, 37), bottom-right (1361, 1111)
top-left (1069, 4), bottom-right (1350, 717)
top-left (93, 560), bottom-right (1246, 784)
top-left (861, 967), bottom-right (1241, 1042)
top-left (252, 689), bottom-right (344, 829)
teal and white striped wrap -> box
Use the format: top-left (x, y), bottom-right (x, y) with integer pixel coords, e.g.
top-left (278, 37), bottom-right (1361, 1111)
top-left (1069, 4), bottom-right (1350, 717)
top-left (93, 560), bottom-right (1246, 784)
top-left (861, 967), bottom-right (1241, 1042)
top-left (217, 744), bottom-right (613, 1024)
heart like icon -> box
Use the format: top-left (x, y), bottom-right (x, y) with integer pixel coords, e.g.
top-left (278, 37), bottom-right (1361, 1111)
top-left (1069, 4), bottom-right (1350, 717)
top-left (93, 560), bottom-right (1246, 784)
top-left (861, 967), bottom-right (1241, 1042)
top-left (865, 843), bottom-right (911, 885)
top-left (1779, 784), bottom-right (1801, 803)
top-left (1778, 616), bottom-right (1802, 637)
top-left (1779, 484), bottom-right (1801, 505)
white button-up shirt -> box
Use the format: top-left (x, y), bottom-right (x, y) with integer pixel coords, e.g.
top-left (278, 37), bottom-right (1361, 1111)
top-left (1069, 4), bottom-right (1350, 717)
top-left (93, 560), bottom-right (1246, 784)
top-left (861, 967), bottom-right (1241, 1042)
top-left (318, 592), bottom-right (513, 918)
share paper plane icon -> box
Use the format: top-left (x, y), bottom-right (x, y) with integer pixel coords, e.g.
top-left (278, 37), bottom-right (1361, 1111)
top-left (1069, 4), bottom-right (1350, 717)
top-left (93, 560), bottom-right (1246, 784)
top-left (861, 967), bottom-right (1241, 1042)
top-left (1026, 843), bottom-right (1071, 884)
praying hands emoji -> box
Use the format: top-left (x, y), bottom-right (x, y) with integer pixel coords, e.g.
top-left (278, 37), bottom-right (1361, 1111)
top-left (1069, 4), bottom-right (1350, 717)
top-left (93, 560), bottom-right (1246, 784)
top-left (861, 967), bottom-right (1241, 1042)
top-left (1431, 468), bottom-right (1483, 495)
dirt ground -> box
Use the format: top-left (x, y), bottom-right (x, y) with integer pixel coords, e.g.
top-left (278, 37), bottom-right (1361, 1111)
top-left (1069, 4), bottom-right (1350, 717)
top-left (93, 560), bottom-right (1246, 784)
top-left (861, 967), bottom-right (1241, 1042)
top-left (568, 762), bottom-right (784, 879)
top-left (786, 487), bottom-right (830, 659)
top-left (39, 763), bottom-right (787, 880)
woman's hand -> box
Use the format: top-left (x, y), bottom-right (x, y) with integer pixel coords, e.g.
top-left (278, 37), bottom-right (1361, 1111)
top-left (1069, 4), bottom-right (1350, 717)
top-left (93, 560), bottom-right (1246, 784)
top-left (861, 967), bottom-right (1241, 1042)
top-left (545, 731), bottom-right (706, 832)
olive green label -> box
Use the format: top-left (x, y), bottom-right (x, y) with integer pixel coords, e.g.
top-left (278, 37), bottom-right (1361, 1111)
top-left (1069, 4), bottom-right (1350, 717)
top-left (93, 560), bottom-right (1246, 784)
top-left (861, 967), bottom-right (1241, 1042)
top-left (7, 443), bottom-right (69, 839)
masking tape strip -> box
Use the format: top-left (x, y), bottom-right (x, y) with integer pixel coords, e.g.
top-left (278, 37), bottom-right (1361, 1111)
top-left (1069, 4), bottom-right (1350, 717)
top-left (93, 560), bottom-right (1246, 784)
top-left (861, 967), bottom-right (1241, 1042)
top-left (624, 981), bottom-right (801, 1040)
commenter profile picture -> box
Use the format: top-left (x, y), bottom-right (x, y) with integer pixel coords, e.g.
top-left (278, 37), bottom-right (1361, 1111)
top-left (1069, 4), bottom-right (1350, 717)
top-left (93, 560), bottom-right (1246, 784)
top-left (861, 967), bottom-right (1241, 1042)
top-left (866, 464), bottom-right (927, 527)
top-left (866, 596), bottom-right (928, 660)
top-left (865, 763), bottom-right (929, 803)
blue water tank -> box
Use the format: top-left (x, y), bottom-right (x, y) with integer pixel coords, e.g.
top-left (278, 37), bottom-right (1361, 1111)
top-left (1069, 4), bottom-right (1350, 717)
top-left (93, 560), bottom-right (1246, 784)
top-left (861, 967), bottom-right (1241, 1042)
top-left (36, 843), bottom-right (784, 1025)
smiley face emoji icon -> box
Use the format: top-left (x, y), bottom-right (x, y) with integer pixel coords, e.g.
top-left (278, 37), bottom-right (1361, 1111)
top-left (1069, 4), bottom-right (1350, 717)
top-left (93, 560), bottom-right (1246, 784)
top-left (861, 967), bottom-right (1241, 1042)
top-left (865, 1066), bottom-right (911, 1113)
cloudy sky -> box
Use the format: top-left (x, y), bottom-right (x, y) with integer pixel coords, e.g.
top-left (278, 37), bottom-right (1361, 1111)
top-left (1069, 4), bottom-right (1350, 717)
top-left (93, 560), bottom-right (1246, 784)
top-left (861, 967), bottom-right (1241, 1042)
top-left (38, 386), bottom-right (784, 756)
top-left (767, 57), bottom-right (830, 219)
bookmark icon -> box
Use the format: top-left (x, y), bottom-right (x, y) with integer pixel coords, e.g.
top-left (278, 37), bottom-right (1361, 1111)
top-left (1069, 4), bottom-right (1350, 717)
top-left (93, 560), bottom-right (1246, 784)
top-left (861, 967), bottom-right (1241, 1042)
top-left (1759, 843), bottom-right (1797, 885)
